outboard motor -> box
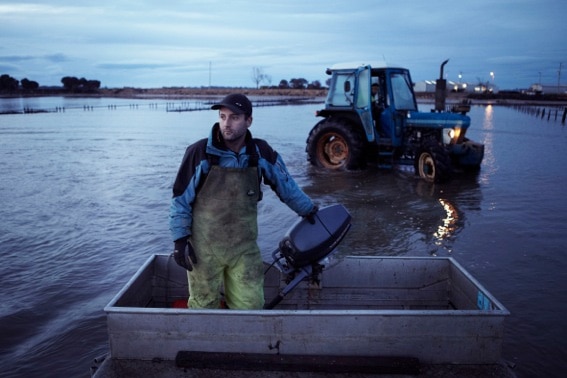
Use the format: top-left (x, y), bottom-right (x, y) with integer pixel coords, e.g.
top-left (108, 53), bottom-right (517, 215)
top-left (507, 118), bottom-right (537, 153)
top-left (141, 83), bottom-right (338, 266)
top-left (265, 204), bottom-right (351, 309)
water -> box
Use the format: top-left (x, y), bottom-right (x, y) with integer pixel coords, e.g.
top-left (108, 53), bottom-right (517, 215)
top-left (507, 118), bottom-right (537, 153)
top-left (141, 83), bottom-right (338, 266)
top-left (1, 97), bottom-right (566, 377)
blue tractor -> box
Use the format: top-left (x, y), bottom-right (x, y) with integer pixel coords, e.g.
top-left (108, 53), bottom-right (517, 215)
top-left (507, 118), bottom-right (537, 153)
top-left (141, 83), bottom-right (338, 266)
top-left (305, 62), bottom-right (484, 182)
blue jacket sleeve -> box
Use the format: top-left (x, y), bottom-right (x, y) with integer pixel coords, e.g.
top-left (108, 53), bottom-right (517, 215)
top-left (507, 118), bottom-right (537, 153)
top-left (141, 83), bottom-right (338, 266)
top-left (256, 140), bottom-right (315, 216)
top-left (169, 139), bottom-right (208, 241)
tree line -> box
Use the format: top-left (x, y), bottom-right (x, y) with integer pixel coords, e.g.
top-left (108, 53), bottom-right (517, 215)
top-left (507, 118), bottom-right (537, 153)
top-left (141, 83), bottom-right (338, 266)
top-left (0, 74), bottom-right (101, 93)
top-left (251, 67), bottom-right (326, 90)
top-left (0, 74), bottom-right (39, 92)
top-left (2, 67), bottom-right (326, 94)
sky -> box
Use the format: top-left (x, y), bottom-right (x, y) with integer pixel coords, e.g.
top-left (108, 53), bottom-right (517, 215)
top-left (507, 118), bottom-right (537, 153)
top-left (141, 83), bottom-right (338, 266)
top-left (1, 0), bottom-right (565, 90)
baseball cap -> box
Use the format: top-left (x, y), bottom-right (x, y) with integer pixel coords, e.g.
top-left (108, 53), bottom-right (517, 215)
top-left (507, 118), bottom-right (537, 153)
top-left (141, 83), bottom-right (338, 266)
top-left (211, 93), bottom-right (252, 117)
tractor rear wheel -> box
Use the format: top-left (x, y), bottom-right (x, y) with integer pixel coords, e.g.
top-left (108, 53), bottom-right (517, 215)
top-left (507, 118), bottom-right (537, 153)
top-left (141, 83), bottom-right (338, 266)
top-left (306, 119), bottom-right (365, 170)
top-left (415, 142), bottom-right (452, 182)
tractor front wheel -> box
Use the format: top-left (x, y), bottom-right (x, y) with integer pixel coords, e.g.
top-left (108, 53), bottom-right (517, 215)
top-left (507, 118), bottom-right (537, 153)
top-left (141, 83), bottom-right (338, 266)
top-left (415, 143), bottom-right (452, 182)
top-left (306, 120), bottom-right (365, 170)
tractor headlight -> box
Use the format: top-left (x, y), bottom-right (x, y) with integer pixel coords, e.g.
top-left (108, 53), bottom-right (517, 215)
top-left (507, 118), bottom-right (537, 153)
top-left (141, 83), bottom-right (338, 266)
top-left (442, 127), bottom-right (461, 145)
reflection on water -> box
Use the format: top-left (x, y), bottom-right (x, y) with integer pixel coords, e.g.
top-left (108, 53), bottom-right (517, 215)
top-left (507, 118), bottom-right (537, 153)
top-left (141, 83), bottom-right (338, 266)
top-left (296, 166), bottom-right (481, 259)
top-left (478, 104), bottom-right (496, 184)
top-left (433, 198), bottom-right (458, 250)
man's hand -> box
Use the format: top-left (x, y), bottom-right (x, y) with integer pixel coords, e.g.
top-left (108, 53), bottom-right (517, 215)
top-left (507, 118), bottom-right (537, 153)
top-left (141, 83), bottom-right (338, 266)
top-left (173, 237), bottom-right (197, 271)
top-left (304, 205), bottom-right (319, 225)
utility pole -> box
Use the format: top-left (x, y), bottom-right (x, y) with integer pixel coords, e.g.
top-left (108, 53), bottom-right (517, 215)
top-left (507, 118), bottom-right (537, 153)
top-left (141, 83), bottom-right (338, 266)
top-left (209, 61), bottom-right (212, 89)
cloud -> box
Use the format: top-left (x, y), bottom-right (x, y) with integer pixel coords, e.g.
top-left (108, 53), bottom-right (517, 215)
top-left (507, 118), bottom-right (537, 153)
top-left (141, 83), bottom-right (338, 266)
top-left (0, 55), bottom-right (35, 62)
top-left (97, 62), bottom-right (179, 70)
top-left (0, 53), bottom-right (69, 65)
top-left (1, 0), bottom-right (565, 88)
top-left (45, 53), bottom-right (70, 63)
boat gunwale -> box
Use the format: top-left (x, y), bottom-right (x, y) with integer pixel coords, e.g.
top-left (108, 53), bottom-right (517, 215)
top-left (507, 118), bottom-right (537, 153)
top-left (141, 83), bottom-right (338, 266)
top-left (104, 254), bottom-right (509, 316)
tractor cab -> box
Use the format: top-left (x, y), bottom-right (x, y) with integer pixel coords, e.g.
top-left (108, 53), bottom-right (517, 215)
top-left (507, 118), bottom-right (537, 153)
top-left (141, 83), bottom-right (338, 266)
top-left (321, 63), bottom-right (418, 146)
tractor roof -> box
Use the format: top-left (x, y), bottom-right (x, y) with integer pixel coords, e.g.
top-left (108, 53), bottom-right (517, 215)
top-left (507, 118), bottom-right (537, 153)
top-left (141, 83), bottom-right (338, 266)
top-left (327, 61), bottom-right (406, 72)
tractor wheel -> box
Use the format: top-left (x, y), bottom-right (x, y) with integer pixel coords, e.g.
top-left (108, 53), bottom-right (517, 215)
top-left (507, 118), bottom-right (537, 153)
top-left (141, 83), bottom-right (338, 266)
top-left (306, 119), bottom-right (366, 170)
top-left (415, 143), bottom-right (452, 182)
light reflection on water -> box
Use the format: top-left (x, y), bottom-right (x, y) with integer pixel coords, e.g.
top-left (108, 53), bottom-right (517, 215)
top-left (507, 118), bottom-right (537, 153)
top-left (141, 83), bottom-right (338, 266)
top-left (0, 98), bottom-right (566, 377)
top-left (433, 198), bottom-right (458, 250)
top-left (478, 104), bottom-right (498, 184)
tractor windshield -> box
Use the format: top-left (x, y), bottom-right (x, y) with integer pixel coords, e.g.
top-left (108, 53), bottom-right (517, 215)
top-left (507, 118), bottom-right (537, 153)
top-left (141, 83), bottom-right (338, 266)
top-left (390, 72), bottom-right (417, 111)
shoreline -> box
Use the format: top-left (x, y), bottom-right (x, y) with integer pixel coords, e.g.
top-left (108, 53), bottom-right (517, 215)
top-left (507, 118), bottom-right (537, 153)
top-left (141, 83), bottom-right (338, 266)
top-left (0, 87), bottom-right (328, 100)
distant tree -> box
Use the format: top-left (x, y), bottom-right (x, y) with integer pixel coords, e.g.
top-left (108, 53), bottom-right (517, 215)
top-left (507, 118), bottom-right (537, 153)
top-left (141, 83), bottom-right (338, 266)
top-left (278, 79), bottom-right (290, 89)
top-left (84, 80), bottom-right (101, 91)
top-left (289, 78), bottom-right (308, 89)
top-left (251, 67), bottom-right (271, 89)
top-left (61, 76), bottom-right (80, 91)
top-left (308, 80), bottom-right (322, 89)
top-left (0, 74), bottom-right (19, 92)
top-left (61, 76), bottom-right (101, 92)
top-left (21, 78), bottom-right (39, 91)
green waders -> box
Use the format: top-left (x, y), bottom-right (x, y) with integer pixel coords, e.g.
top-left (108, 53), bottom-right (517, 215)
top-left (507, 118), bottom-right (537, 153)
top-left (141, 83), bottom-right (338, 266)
top-left (188, 165), bottom-right (264, 309)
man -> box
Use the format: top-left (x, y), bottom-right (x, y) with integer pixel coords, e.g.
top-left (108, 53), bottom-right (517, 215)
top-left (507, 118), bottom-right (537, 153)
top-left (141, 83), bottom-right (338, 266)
top-left (371, 82), bottom-right (380, 102)
top-left (169, 93), bottom-right (317, 310)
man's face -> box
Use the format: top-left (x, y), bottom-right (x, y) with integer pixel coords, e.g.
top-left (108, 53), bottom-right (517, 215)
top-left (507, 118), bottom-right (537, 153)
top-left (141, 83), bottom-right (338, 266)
top-left (218, 108), bottom-right (252, 143)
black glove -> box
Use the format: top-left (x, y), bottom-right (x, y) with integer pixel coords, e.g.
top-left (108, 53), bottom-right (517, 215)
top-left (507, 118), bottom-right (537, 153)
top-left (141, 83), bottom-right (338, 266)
top-left (172, 237), bottom-right (197, 271)
top-left (304, 205), bottom-right (319, 225)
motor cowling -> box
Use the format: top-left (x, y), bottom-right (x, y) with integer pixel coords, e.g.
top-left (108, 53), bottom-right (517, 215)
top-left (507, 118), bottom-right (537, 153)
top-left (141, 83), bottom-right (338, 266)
top-left (278, 204), bottom-right (351, 269)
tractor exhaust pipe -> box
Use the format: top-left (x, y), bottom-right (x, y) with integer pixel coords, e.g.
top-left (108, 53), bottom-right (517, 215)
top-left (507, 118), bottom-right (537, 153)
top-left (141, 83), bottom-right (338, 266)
top-left (434, 59), bottom-right (449, 112)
